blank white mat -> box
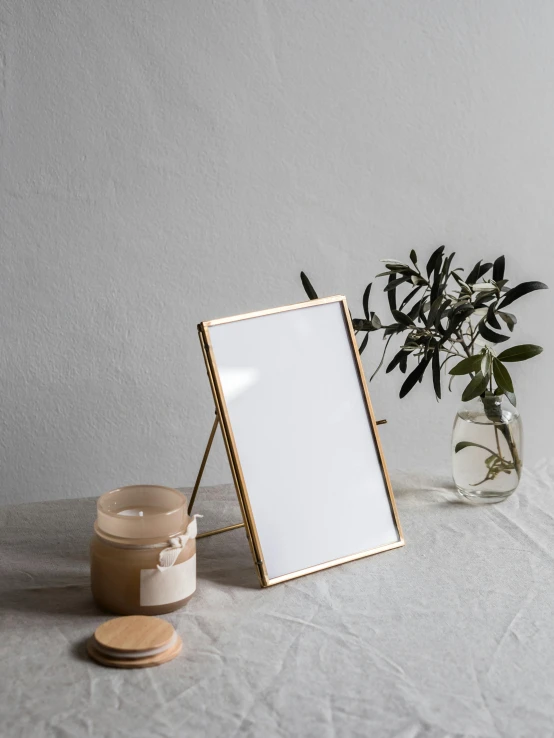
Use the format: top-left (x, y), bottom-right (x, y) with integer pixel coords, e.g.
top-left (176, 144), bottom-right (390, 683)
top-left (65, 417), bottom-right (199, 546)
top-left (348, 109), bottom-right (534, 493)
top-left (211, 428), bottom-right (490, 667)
top-left (206, 299), bottom-right (401, 581)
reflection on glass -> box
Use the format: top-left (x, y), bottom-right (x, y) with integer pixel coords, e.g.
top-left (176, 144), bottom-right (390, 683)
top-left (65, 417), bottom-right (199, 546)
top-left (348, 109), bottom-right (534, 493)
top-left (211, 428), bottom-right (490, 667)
top-left (218, 367), bottom-right (260, 402)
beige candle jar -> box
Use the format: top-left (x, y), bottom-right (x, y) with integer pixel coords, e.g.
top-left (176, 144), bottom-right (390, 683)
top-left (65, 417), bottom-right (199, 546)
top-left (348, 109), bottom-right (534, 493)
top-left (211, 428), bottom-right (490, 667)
top-left (90, 485), bottom-right (198, 615)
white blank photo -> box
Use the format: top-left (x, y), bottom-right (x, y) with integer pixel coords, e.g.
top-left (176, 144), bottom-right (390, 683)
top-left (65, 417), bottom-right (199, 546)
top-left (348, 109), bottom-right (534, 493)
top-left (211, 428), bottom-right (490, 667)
top-left (203, 297), bottom-right (402, 584)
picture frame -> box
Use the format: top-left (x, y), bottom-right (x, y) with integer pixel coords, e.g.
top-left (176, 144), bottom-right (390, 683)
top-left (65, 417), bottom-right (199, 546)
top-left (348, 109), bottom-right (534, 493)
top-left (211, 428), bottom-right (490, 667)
top-left (198, 295), bottom-right (404, 587)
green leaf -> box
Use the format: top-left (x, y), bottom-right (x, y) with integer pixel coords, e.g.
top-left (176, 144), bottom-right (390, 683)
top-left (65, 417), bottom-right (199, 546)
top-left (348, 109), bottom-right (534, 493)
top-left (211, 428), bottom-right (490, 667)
top-left (387, 273), bottom-right (397, 313)
top-left (386, 349), bottom-right (407, 374)
top-left (430, 253), bottom-right (443, 304)
top-left (451, 302), bottom-right (474, 319)
top-left (466, 260), bottom-right (482, 285)
top-left (426, 295), bottom-right (444, 328)
top-left (481, 351), bottom-right (491, 377)
top-left (384, 268), bottom-right (411, 276)
top-left (300, 272), bottom-right (318, 300)
top-left (392, 309), bottom-right (415, 327)
top-left (383, 323), bottom-right (405, 336)
top-left (426, 246), bottom-right (445, 277)
top-left (452, 271), bottom-right (471, 293)
top-left (492, 359), bottom-right (514, 393)
top-left (486, 305), bottom-right (501, 330)
top-left (498, 311), bottom-right (517, 332)
top-left (473, 291), bottom-right (496, 307)
top-left (399, 284), bottom-right (423, 310)
top-left (381, 264), bottom-right (420, 279)
top-left (472, 282), bottom-right (497, 292)
top-left (462, 371), bottom-right (489, 402)
top-left (479, 322), bottom-right (509, 343)
top-left (362, 283), bottom-right (372, 319)
top-left (497, 344), bottom-right (543, 362)
top-left (455, 441), bottom-right (498, 455)
top-left (492, 255), bottom-right (505, 282)
top-left (432, 348), bottom-right (441, 400)
top-left (410, 249), bottom-right (418, 266)
top-left (351, 318), bottom-right (373, 331)
top-left (388, 265), bottom-right (420, 277)
top-left (399, 357), bottom-right (431, 398)
top-left (478, 262), bottom-right (493, 280)
top-left (505, 390), bottom-right (517, 407)
top-left (352, 314), bottom-right (381, 332)
top-left (466, 261), bottom-right (492, 285)
top-left (449, 354), bottom-right (482, 375)
top-left (384, 276), bottom-right (410, 291)
top-left (497, 281), bottom-right (548, 310)
top-left (441, 251), bottom-right (456, 281)
top-left (407, 298), bottom-right (425, 322)
top-left (441, 303), bottom-right (474, 339)
top-left (435, 298), bottom-right (452, 327)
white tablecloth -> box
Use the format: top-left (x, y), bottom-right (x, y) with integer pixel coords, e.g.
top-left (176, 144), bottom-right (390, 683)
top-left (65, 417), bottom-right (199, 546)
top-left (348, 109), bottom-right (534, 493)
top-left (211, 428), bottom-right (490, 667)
top-left (2, 467), bottom-right (554, 737)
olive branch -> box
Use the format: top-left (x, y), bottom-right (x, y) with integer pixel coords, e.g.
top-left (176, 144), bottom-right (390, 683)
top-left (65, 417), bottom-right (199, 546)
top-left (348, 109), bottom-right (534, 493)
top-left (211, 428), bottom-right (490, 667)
top-left (301, 247), bottom-right (547, 485)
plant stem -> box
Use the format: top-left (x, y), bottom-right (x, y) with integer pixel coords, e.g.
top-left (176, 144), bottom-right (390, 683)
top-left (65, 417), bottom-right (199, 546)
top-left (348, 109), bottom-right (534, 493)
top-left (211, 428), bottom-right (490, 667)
top-left (488, 375), bottom-right (506, 465)
top-left (493, 420), bottom-right (505, 465)
top-left (500, 423), bottom-right (522, 479)
top-left (482, 392), bottom-right (522, 482)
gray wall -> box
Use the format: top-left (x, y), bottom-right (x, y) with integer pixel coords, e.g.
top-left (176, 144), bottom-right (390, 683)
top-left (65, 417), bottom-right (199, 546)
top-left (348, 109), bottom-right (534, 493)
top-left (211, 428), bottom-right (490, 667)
top-left (1, 1), bottom-right (552, 505)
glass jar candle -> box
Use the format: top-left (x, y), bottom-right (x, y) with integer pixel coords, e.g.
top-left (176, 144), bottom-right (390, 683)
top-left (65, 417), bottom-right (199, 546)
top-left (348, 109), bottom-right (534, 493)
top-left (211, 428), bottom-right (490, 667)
top-left (90, 485), bottom-right (198, 615)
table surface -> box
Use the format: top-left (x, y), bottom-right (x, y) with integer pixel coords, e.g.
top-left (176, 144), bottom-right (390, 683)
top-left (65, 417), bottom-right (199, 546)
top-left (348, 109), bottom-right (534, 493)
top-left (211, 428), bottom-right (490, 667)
top-left (1, 467), bottom-right (554, 738)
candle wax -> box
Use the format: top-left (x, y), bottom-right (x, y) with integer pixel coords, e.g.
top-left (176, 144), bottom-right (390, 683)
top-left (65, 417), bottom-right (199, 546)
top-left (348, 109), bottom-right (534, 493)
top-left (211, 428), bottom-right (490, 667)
top-left (117, 506), bottom-right (169, 517)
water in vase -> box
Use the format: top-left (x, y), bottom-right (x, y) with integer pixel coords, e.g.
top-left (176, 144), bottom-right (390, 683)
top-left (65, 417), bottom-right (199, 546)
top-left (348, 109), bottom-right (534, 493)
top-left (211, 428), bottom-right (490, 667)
top-left (452, 397), bottom-right (523, 503)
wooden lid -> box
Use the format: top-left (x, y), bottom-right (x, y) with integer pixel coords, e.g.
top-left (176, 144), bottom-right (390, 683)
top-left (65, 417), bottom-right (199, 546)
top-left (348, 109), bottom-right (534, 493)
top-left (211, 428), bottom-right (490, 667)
top-left (94, 615), bottom-right (174, 652)
top-left (88, 616), bottom-right (182, 669)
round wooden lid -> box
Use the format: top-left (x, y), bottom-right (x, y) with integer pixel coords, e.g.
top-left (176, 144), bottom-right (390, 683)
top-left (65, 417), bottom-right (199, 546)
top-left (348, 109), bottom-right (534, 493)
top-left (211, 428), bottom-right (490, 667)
top-left (87, 633), bottom-right (182, 669)
top-left (94, 615), bottom-right (175, 653)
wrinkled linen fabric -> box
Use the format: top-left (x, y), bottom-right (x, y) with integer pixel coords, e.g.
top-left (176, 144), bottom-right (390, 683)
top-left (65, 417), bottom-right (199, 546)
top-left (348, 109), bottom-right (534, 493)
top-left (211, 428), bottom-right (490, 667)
top-left (1, 465), bottom-right (554, 738)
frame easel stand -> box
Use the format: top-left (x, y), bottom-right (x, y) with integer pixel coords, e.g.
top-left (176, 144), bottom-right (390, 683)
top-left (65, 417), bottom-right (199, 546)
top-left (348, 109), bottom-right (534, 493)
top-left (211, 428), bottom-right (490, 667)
top-left (188, 413), bottom-right (387, 540)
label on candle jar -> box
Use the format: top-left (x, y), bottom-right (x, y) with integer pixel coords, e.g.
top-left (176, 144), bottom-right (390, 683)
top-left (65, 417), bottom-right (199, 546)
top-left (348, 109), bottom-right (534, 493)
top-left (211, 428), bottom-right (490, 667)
top-left (140, 554), bottom-right (197, 606)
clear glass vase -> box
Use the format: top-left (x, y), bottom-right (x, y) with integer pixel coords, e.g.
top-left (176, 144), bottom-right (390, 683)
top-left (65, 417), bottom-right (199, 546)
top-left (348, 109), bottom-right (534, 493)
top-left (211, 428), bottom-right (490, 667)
top-left (452, 395), bottom-right (523, 503)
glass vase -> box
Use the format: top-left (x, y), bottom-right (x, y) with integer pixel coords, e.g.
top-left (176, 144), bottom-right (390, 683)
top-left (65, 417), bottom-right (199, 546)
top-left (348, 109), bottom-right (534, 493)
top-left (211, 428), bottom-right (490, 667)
top-left (452, 395), bottom-right (523, 503)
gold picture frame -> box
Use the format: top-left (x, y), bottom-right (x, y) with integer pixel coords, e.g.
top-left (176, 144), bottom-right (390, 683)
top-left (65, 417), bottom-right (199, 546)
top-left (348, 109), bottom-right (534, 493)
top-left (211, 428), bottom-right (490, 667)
top-left (197, 295), bottom-right (404, 587)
